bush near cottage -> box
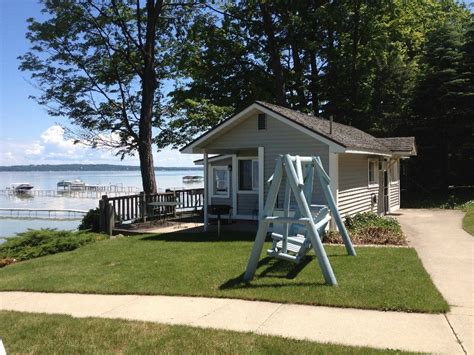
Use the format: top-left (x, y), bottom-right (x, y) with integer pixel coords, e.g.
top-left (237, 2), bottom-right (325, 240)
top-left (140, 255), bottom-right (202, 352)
top-left (324, 212), bottom-right (406, 246)
top-left (462, 201), bottom-right (474, 236)
top-left (0, 229), bottom-right (106, 266)
top-left (78, 208), bottom-right (101, 232)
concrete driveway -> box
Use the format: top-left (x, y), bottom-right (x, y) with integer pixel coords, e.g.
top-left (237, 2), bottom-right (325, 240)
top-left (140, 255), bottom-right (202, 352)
top-left (396, 209), bottom-right (473, 354)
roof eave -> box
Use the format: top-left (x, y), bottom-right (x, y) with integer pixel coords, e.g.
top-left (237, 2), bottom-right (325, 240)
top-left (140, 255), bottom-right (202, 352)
top-left (344, 149), bottom-right (392, 157)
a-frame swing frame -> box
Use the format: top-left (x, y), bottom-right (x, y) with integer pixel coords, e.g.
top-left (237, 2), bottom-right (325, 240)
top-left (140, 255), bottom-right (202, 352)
top-left (243, 154), bottom-right (356, 286)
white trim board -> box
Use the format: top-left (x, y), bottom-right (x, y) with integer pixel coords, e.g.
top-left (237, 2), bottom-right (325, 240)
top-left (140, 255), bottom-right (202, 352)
top-left (194, 154), bottom-right (232, 165)
top-left (345, 149), bottom-right (392, 157)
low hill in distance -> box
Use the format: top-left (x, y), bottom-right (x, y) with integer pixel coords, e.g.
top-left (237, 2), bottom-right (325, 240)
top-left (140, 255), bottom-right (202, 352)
top-left (0, 164), bottom-right (202, 172)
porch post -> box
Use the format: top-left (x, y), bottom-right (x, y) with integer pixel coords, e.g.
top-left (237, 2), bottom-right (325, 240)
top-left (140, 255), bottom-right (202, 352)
top-left (329, 151), bottom-right (339, 230)
top-left (232, 155), bottom-right (237, 217)
top-left (258, 146), bottom-right (265, 220)
top-left (203, 150), bottom-right (209, 231)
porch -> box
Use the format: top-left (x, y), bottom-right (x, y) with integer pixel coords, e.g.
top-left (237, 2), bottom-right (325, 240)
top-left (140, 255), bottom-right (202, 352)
top-left (98, 188), bottom-right (205, 235)
top-left (198, 147), bottom-right (265, 231)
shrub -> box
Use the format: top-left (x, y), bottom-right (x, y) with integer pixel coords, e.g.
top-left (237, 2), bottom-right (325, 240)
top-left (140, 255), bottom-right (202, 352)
top-left (0, 229), bottom-right (106, 266)
top-left (460, 200), bottom-right (474, 212)
top-left (345, 212), bottom-right (402, 233)
top-left (79, 208), bottom-right (101, 232)
top-left (324, 212), bottom-right (406, 246)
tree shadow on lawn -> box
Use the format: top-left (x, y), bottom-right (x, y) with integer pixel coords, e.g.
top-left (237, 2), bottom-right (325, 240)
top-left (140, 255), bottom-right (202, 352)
top-left (141, 231), bottom-right (261, 243)
top-left (219, 256), bottom-right (328, 290)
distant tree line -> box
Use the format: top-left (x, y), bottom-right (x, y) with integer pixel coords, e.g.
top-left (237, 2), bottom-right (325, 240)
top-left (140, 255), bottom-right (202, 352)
top-left (20, 0), bottom-right (473, 192)
top-left (0, 164), bottom-right (202, 172)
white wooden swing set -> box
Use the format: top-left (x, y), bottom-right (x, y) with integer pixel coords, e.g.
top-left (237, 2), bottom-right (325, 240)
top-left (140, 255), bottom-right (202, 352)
top-left (243, 154), bottom-right (356, 286)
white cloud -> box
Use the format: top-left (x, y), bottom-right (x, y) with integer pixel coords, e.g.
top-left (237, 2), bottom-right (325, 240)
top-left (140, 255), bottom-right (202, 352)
top-left (0, 125), bottom-right (201, 167)
top-left (25, 143), bottom-right (44, 156)
top-left (40, 125), bottom-right (76, 149)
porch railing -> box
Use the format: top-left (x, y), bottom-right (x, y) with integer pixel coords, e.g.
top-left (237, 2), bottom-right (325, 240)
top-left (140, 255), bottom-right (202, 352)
top-left (99, 188), bottom-right (204, 234)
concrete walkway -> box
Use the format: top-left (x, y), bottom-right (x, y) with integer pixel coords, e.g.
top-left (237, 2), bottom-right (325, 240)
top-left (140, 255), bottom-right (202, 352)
top-left (396, 209), bottom-right (473, 354)
top-left (0, 291), bottom-right (463, 354)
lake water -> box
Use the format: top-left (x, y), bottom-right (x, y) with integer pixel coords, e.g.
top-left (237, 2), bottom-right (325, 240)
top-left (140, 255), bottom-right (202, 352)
top-left (0, 170), bottom-right (203, 240)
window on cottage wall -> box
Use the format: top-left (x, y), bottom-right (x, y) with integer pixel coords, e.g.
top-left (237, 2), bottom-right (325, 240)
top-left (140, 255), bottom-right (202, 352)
top-left (213, 167), bottom-right (229, 197)
top-left (239, 159), bottom-right (258, 191)
top-left (368, 159), bottom-right (378, 186)
top-left (258, 113), bottom-right (267, 130)
top-left (390, 160), bottom-right (399, 182)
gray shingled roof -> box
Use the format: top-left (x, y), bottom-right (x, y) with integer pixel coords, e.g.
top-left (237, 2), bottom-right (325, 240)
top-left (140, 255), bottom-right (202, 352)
top-left (181, 100), bottom-right (416, 155)
top-left (256, 101), bottom-right (392, 154)
top-left (376, 137), bottom-right (416, 154)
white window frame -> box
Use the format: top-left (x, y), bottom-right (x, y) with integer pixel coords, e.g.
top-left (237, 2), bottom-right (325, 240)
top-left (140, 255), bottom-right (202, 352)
top-left (390, 160), bottom-right (399, 184)
top-left (237, 157), bottom-right (259, 194)
top-left (368, 158), bottom-right (379, 187)
top-left (211, 166), bottom-right (230, 198)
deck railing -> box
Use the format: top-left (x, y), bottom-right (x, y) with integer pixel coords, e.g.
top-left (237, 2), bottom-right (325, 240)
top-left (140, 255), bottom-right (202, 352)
top-left (99, 188), bottom-right (204, 234)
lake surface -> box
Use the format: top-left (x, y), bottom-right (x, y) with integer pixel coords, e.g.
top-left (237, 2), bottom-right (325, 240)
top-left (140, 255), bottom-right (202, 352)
top-left (0, 170), bottom-right (203, 240)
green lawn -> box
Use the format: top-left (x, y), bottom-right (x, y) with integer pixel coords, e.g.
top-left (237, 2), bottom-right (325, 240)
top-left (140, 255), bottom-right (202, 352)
top-left (0, 311), bottom-right (412, 354)
top-left (0, 232), bottom-right (448, 313)
top-left (463, 203), bottom-right (474, 236)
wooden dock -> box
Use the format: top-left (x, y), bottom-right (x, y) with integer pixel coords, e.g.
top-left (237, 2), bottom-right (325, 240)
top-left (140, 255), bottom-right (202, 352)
top-left (0, 185), bottom-right (140, 199)
top-left (0, 208), bottom-right (88, 218)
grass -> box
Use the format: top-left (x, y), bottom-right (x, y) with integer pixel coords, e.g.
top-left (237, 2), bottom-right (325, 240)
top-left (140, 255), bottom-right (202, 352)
top-left (0, 311), bottom-right (412, 354)
top-left (462, 202), bottom-right (474, 236)
top-left (0, 232), bottom-right (448, 313)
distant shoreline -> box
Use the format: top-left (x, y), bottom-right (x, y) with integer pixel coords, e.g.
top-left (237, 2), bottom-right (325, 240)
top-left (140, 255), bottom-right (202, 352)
top-left (0, 164), bottom-right (202, 172)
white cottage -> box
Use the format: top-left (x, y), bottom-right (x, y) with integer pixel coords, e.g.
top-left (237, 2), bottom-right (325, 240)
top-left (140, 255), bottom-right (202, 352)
top-left (180, 101), bottom-right (416, 228)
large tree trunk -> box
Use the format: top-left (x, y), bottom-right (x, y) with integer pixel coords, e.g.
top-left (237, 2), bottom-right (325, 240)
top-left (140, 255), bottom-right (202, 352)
top-left (138, 140), bottom-right (157, 194)
top-left (350, 0), bottom-right (361, 117)
top-left (309, 50), bottom-right (319, 115)
top-left (138, 0), bottom-right (162, 194)
top-left (260, 3), bottom-right (287, 106)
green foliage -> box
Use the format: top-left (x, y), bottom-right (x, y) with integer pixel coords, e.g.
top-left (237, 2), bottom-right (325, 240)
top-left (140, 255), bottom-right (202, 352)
top-left (407, 13), bottom-right (473, 189)
top-left (157, 99), bottom-right (233, 149)
top-left (345, 212), bottom-right (402, 233)
top-left (462, 202), bottom-right (474, 236)
top-left (402, 187), bottom-right (474, 209)
top-left (78, 208), bottom-right (101, 232)
top-left (165, 0), bottom-right (471, 191)
top-left (0, 229), bottom-right (106, 264)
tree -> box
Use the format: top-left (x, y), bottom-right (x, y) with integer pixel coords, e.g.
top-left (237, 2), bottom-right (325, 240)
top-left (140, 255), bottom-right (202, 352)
top-left (164, 0), bottom-right (465, 139)
top-left (19, 0), bottom-right (194, 194)
top-left (410, 14), bottom-right (473, 188)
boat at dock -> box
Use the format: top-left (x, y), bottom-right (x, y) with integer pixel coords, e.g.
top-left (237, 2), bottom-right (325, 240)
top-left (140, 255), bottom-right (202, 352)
top-left (182, 176), bottom-right (204, 183)
top-left (8, 183), bottom-right (34, 193)
top-left (57, 179), bottom-right (86, 191)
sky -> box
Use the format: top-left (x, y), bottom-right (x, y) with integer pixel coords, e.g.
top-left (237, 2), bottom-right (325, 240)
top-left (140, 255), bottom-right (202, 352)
top-left (0, 0), bottom-right (199, 167)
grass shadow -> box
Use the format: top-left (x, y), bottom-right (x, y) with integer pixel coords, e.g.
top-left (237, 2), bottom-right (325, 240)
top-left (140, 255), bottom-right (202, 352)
top-left (219, 255), bottom-right (320, 290)
top-left (141, 231), bottom-right (260, 243)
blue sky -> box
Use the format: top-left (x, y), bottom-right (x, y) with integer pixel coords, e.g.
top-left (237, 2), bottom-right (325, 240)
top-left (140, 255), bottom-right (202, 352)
top-left (0, 0), bottom-right (198, 166)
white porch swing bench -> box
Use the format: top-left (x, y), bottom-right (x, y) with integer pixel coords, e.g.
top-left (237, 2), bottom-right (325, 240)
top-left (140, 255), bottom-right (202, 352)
top-left (243, 154), bottom-right (356, 286)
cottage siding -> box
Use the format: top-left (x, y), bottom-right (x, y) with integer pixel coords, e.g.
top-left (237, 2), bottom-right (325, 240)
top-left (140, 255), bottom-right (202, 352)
top-left (338, 153), bottom-right (378, 217)
top-left (237, 193), bottom-right (259, 217)
top-left (208, 157), bottom-right (232, 207)
top-left (202, 113), bottom-right (330, 207)
top-left (389, 181), bottom-right (400, 209)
